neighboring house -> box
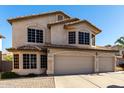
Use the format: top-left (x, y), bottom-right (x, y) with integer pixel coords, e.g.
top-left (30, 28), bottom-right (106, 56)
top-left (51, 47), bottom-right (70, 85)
top-left (119, 48), bottom-right (124, 58)
top-left (0, 51), bottom-right (12, 72)
top-left (2, 51), bottom-right (13, 61)
top-left (7, 11), bottom-right (118, 75)
top-left (115, 48), bottom-right (124, 66)
top-left (0, 34), bottom-right (5, 71)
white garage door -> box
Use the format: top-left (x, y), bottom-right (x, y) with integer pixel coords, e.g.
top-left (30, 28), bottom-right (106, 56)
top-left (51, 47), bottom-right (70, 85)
top-left (54, 55), bottom-right (94, 75)
top-left (99, 57), bottom-right (114, 72)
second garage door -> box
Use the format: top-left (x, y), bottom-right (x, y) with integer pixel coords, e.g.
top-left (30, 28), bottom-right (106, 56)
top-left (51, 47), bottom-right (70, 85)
top-left (54, 55), bottom-right (94, 75)
top-left (99, 57), bottom-right (114, 72)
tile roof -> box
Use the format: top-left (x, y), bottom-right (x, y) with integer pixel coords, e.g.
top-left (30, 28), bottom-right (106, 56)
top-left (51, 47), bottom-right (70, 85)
top-left (44, 44), bottom-right (118, 52)
top-left (8, 11), bottom-right (71, 24)
top-left (65, 20), bottom-right (102, 34)
top-left (6, 45), bottom-right (47, 52)
top-left (47, 18), bottom-right (79, 27)
top-left (7, 44), bottom-right (118, 52)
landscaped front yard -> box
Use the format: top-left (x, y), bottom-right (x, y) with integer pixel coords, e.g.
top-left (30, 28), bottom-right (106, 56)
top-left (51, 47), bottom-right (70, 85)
top-left (0, 72), bottom-right (124, 88)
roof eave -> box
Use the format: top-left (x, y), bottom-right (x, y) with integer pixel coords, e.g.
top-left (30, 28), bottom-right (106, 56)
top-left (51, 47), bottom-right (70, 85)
top-left (0, 35), bottom-right (5, 39)
top-left (65, 20), bottom-right (102, 34)
top-left (46, 46), bottom-right (118, 52)
top-left (47, 18), bottom-right (79, 28)
top-left (6, 48), bottom-right (41, 52)
top-left (44, 44), bottom-right (119, 52)
top-left (7, 11), bottom-right (71, 25)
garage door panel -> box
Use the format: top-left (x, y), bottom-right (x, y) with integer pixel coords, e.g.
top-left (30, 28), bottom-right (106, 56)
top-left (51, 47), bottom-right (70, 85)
top-left (54, 55), bottom-right (94, 75)
top-left (99, 57), bottom-right (114, 72)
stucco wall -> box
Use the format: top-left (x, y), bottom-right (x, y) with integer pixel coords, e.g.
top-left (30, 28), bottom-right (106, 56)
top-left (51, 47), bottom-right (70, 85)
top-left (12, 51), bottom-right (46, 75)
top-left (47, 48), bottom-right (116, 75)
top-left (50, 22), bottom-right (97, 47)
top-left (51, 24), bottom-right (67, 45)
top-left (12, 13), bottom-right (98, 48)
top-left (12, 13), bottom-right (68, 48)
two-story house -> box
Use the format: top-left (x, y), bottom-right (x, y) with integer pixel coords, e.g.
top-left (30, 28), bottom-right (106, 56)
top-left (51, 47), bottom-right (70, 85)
top-left (7, 11), bottom-right (118, 75)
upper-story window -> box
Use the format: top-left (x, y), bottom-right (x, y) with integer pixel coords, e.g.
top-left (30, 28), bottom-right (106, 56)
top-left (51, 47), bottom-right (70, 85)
top-left (68, 32), bottom-right (76, 44)
top-left (28, 28), bottom-right (43, 43)
top-left (58, 15), bottom-right (64, 21)
top-left (78, 32), bottom-right (90, 45)
top-left (92, 34), bottom-right (95, 46)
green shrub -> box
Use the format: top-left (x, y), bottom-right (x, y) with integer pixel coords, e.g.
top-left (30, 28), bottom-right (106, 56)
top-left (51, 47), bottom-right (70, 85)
top-left (4, 55), bottom-right (13, 62)
top-left (1, 72), bottom-right (20, 79)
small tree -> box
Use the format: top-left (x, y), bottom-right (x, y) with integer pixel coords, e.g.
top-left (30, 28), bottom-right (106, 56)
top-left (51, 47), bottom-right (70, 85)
top-left (115, 36), bottom-right (124, 47)
top-left (4, 55), bottom-right (13, 62)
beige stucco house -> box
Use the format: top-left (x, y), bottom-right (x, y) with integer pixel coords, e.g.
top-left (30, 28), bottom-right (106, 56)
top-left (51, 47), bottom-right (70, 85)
top-left (7, 11), bottom-right (118, 75)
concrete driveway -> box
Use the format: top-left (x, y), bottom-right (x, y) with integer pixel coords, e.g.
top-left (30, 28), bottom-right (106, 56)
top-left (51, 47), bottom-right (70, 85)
top-left (0, 72), bottom-right (124, 88)
top-left (0, 76), bottom-right (55, 88)
top-left (54, 72), bottom-right (124, 88)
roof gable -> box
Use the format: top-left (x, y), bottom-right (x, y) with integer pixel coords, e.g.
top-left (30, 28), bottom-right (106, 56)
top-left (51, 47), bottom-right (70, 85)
top-left (65, 20), bottom-right (101, 34)
top-left (8, 11), bottom-right (71, 24)
top-left (47, 18), bottom-right (79, 28)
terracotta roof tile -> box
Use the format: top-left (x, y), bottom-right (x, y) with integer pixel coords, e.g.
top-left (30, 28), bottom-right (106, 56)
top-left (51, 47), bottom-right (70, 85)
top-left (44, 44), bottom-right (118, 52)
top-left (47, 18), bottom-right (79, 27)
top-left (6, 45), bottom-right (47, 52)
top-left (7, 44), bottom-right (118, 52)
top-left (65, 20), bottom-right (102, 34)
top-left (8, 11), bottom-right (71, 24)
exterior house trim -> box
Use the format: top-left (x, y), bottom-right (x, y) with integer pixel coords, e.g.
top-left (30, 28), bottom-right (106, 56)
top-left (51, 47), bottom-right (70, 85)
top-left (65, 20), bottom-right (101, 34)
top-left (44, 44), bottom-right (118, 52)
top-left (8, 11), bottom-right (71, 24)
top-left (47, 18), bottom-right (79, 27)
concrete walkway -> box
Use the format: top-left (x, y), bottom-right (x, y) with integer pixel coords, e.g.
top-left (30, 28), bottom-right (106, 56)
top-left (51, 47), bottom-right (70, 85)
top-left (0, 72), bottom-right (124, 88)
top-left (54, 75), bottom-right (98, 88)
top-left (0, 76), bottom-right (55, 88)
top-left (54, 72), bottom-right (124, 88)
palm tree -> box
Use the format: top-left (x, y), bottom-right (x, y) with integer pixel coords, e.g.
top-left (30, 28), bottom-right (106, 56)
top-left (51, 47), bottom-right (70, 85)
top-left (115, 36), bottom-right (124, 47)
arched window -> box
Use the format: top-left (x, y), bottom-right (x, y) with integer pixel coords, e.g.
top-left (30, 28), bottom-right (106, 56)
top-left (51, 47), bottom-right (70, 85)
top-left (27, 28), bottom-right (43, 43)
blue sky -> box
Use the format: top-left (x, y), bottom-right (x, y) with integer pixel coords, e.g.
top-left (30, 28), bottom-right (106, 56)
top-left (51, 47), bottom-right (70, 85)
top-left (0, 5), bottom-right (124, 51)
